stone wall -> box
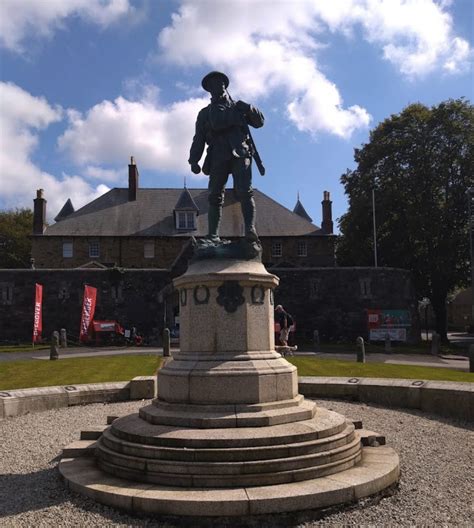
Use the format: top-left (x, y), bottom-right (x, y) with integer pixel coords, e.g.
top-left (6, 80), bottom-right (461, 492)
top-left (272, 267), bottom-right (420, 343)
top-left (0, 265), bottom-right (419, 344)
top-left (0, 269), bottom-right (170, 343)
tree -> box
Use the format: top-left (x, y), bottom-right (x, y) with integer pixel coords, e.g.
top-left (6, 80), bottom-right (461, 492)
top-left (0, 209), bottom-right (33, 268)
top-left (337, 99), bottom-right (473, 341)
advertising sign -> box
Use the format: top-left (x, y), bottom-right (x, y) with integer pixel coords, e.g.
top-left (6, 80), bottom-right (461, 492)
top-left (368, 309), bottom-right (411, 342)
top-left (32, 283), bottom-right (43, 343)
top-left (79, 285), bottom-right (97, 342)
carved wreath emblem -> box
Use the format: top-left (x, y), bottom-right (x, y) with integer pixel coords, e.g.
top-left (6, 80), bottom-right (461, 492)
top-left (193, 285), bottom-right (210, 305)
top-left (251, 285), bottom-right (265, 304)
top-left (180, 288), bottom-right (187, 307)
top-left (217, 281), bottom-right (245, 313)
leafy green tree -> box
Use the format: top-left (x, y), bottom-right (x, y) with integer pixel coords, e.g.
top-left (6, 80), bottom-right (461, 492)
top-left (337, 99), bottom-right (473, 341)
top-left (0, 209), bottom-right (33, 268)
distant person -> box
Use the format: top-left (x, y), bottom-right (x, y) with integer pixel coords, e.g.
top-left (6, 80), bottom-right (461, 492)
top-left (275, 304), bottom-right (293, 347)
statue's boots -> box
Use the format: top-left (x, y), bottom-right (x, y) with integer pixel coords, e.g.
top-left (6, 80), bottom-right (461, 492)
top-left (207, 204), bottom-right (222, 241)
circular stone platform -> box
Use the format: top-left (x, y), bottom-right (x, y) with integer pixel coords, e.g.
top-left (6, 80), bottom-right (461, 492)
top-left (60, 443), bottom-right (399, 517)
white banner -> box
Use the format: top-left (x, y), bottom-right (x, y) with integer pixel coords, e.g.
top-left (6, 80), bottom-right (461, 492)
top-left (370, 328), bottom-right (407, 342)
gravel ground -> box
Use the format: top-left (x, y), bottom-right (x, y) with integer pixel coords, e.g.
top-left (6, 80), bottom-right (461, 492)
top-left (0, 399), bottom-right (472, 528)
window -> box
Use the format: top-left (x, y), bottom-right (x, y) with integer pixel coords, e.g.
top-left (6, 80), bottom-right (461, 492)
top-left (0, 282), bottom-right (13, 305)
top-left (62, 241), bottom-right (73, 258)
top-left (111, 283), bottom-right (123, 302)
top-left (310, 278), bottom-right (321, 299)
top-left (271, 242), bottom-right (282, 257)
top-left (359, 278), bottom-right (372, 299)
top-left (58, 281), bottom-right (70, 300)
top-left (89, 240), bottom-right (100, 258)
top-left (297, 241), bottom-right (307, 257)
top-left (178, 212), bottom-right (186, 229)
top-left (186, 212), bottom-right (195, 229)
top-left (176, 211), bottom-right (196, 230)
top-left (144, 241), bottom-right (155, 259)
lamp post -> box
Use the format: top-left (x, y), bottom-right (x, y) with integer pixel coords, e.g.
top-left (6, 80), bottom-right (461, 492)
top-left (419, 298), bottom-right (430, 341)
top-left (372, 188), bottom-right (378, 268)
top-left (468, 187), bottom-right (474, 331)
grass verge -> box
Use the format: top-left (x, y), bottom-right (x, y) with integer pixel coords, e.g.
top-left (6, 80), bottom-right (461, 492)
top-left (288, 357), bottom-right (474, 383)
top-left (1, 355), bottom-right (471, 391)
top-left (0, 354), bottom-right (161, 390)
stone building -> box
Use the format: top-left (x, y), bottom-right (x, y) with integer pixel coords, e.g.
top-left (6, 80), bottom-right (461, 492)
top-left (0, 159), bottom-right (420, 343)
top-left (30, 158), bottom-right (336, 270)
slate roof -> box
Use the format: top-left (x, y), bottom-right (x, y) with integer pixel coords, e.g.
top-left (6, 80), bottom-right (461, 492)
top-left (174, 188), bottom-right (200, 211)
top-left (54, 198), bottom-right (75, 222)
top-left (293, 198), bottom-right (312, 222)
top-left (43, 188), bottom-right (322, 237)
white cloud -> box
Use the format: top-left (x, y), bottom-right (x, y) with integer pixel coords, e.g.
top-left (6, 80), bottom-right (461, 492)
top-left (84, 166), bottom-right (125, 183)
top-left (355, 0), bottom-right (472, 76)
top-left (0, 82), bottom-right (109, 219)
top-left (287, 76), bottom-right (371, 139)
top-left (157, 1), bottom-right (371, 138)
top-left (0, 0), bottom-right (133, 53)
top-left (156, 0), bottom-right (470, 135)
top-left (58, 93), bottom-right (208, 174)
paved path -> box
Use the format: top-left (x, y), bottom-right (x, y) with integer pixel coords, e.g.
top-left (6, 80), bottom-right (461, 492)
top-left (0, 346), bottom-right (168, 362)
top-left (1, 346), bottom-right (470, 371)
top-left (307, 351), bottom-right (469, 371)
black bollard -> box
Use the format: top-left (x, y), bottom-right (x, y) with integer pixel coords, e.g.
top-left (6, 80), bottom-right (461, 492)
top-left (469, 344), bottom-right (474, 373)
top-left (356, 336), bottom-right (366, 363)
top-left (60, 328), bottom-right (67, 348)
top-left (50, 331), bottom-right (59, 360)
top-left (163, 328), bottom-right (171, 357)
top-left (313, 330), bottom-right (320, 351)
top-left (430, 332), bottom-right (441, 355)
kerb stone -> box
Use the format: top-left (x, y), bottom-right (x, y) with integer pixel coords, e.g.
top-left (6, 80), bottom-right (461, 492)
top-left (130, 377), bottom-right (157, 400)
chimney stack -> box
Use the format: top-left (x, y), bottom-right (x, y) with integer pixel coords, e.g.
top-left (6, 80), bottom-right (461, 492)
top-left (33, 189), bottom-right (47, 235)
top-left (321, 190), bottom-right (333, 234)
top-left (128, 156), bottom-right (139, 201)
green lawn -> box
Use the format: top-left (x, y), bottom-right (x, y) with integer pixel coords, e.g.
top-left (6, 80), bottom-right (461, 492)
top-left (0, 354), bottom-right (471, 391)
top-left (288, 357), bottom-right (474, 383)
top-left (0, 354), bottom-right (161, 390)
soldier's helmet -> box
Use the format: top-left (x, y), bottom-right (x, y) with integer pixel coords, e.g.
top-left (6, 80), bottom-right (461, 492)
top-left (201, 71), bottom-right (229, 92)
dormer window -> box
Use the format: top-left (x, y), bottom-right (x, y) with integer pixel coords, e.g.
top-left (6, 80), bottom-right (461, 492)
top-left (173, 187), bottom-right (199, 231)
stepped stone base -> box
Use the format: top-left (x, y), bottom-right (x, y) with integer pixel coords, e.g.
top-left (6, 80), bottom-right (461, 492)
top-left (60, 445), bottom-right (399, 517)
top-left (60, 405), bottom-right (400, 515)
top-left (94, 407), bottom-right (361, 488)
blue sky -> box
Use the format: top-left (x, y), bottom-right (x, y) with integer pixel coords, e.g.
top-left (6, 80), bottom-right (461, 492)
top-left (0, 0), bottom-right (472, 231)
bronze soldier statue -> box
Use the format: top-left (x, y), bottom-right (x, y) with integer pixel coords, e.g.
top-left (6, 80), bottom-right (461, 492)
top-left (188, 71), bottom-right (265, 243)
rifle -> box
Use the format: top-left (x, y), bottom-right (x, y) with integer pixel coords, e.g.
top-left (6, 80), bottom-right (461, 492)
top-left (228, 93), bottom-right (265, 176)
top-left (246, 125), bottom-right (265, 176)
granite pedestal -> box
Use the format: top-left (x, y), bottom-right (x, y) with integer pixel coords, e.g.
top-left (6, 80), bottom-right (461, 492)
top-left (60, 257), bottom-right (399, 516)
